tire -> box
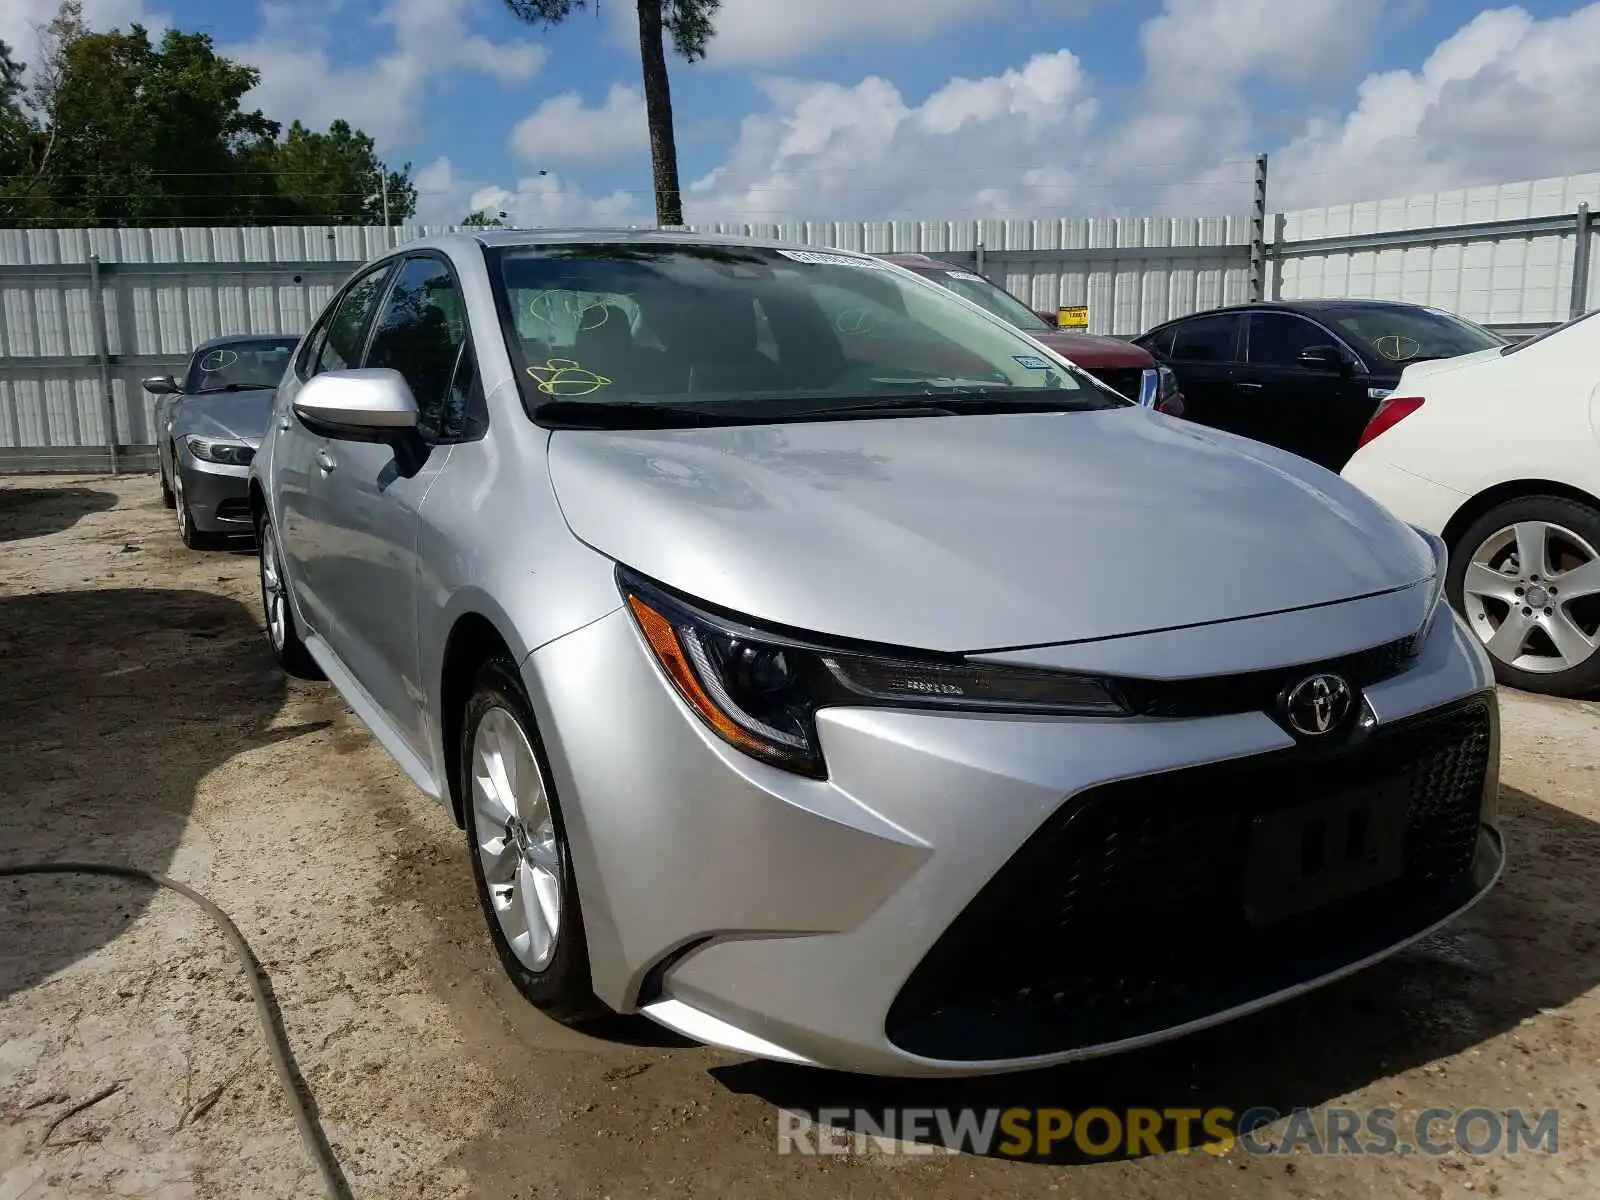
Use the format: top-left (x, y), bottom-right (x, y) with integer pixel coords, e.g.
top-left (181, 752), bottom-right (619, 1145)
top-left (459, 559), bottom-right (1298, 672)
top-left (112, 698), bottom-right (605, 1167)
top-left (256, 509), bottom-right (323, 681)
top-left (1446, 494), bottom-right (1600, 698)
top-left (159, 462), bottom-right (175, 509)
top-left (460, 657), bottom-right (606, 1022)
top-left (172, 460), bottom-right (220, 550)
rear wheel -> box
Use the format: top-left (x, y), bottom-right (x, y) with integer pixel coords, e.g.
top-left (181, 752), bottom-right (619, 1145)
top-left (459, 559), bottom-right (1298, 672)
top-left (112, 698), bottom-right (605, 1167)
top-left (460, 657), bottom-right (606, 1022)
top-left (256, 509), bottom-right (322, 680)
top-left (1447, 494), bottom-right (1600, 697)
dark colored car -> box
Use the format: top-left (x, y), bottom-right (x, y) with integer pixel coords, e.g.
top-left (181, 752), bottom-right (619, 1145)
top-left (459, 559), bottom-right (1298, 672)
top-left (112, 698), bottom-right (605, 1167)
top-left (143, 334), bottom-right (298, 548)
top-left (1133, 300), bottom-right (1507, 472)
top-left (880, 254), bottom-right (1185, 416)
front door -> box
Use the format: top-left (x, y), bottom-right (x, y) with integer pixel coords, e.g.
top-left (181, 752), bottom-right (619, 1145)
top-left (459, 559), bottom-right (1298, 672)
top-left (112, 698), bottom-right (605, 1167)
top-left (1234, 311), bottom-right (1372, 469)
top-left (1162, 312), bottom-right (1246, 432)
top-left (275, 261), bottom-right (397, 640)
top-left (307, 253), bottom-right (475, 760)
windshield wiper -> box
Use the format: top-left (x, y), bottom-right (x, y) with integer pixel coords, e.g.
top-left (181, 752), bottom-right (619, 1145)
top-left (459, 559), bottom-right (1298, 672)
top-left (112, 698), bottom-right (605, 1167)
top-left (533, 399), bottom-right (777, 429)
top-left (195, 383), bottom-right (272, 394)
top-left (784, 394), bottom-right (1102, 419)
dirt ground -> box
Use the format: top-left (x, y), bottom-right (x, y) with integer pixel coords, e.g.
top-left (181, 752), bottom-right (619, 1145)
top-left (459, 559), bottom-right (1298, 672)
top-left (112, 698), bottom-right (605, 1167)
top-left (0, 473), bottom-right (1597, 1200)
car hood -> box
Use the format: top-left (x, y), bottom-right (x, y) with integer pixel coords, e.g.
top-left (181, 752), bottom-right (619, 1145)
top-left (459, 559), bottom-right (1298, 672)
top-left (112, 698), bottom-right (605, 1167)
top-left (175, 388), bottom-right (275, 446)
top-left (547, 408), bottom-right (1434, 653)
top-left (1035, 331), bottom-right (1151, 369)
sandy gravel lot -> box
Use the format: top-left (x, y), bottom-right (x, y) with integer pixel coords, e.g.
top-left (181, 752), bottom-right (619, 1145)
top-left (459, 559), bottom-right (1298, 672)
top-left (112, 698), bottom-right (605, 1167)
top-left (1, 473), bottom-right (1597, 1200)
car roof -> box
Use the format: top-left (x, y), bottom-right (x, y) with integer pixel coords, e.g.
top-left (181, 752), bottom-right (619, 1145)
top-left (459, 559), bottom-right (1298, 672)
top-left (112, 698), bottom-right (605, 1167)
top-left (190, 332), bottom-right (298, 354)
top-left (1144, 298), bottom-right (1441, 332)
top-left (395, 227), bottom-right (885, 260)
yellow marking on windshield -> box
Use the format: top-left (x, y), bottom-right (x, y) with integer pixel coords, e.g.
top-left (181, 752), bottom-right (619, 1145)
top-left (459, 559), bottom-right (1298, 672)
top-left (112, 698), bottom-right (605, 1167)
top-left (527, 358), bottom-right (613, 396)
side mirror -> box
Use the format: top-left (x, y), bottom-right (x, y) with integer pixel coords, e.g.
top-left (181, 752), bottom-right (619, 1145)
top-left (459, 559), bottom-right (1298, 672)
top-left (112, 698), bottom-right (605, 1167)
top-left (1033, 309), bottom-right (1059, 327)
top-left (142, 375), bottom-right (180, 395)
top-left (1297, 344), bottom-right (1350, 374)
top-left (292, 368), bottom-right (419, 440)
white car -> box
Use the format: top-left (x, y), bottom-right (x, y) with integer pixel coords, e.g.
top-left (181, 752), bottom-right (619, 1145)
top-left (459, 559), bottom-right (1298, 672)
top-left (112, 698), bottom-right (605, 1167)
top-left (1341, 309), bottom-right (1600, 697)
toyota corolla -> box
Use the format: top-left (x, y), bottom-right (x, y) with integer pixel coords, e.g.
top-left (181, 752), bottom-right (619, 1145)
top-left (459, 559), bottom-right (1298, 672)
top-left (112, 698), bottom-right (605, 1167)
top-left (248, 230), bottom-right (1503, 1077)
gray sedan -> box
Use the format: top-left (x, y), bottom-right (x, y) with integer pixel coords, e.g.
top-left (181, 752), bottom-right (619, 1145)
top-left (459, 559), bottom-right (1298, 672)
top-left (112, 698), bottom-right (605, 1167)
top-left (143, 334), bottom-right (297, 548)
top-left (248, 230), bottom-right (1503, 1077)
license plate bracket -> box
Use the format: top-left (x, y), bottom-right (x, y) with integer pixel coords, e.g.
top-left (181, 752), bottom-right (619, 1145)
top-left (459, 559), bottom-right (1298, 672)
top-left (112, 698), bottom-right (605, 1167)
top-left (1243, 784), bottom-right (1408, 927)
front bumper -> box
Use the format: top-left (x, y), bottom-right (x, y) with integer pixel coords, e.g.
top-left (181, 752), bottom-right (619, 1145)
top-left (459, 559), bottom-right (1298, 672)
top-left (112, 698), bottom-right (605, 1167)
top-left (526, 594), bottom-right (1501, 1078)
top-left (178, 456), bottom-right (254, 534)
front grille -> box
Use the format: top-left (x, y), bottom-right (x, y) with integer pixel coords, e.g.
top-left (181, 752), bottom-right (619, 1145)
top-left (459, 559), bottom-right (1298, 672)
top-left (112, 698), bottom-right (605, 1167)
top-left (1113, 635), bottom-right (1417, 721)
top-left (885, 698), bottom-right (1495, 1062)
top-left (1087, 366), bottom-right (1146, 400)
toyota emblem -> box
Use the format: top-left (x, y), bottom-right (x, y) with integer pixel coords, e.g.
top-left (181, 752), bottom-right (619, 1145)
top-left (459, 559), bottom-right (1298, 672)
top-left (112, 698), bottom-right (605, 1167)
top-left (1283, 673), bottom-right (1354, 737)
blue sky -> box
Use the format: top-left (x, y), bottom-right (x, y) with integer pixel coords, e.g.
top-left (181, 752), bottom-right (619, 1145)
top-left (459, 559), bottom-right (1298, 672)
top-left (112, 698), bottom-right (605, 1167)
top-left (5, 0), bottom-right (1599, 224)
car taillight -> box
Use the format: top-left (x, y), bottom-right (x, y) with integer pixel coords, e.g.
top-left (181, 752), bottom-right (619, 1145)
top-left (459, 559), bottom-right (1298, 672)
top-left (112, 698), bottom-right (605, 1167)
top-left (1356, 396), bottom-right (1424, 449)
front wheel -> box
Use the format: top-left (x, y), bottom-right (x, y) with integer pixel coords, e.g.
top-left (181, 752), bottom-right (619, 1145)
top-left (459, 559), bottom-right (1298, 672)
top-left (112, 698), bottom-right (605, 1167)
top-left (256, 509), bottom-right (323, 680)
top-left (461, 658), bottom-right (606, 1022)
top-left (1447, 495), bottom-right (1600, 697)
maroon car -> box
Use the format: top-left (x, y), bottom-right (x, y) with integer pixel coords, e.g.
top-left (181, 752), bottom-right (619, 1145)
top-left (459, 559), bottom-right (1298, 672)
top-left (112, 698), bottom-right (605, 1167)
top-left (880, 253), bottom-right (1185, 416)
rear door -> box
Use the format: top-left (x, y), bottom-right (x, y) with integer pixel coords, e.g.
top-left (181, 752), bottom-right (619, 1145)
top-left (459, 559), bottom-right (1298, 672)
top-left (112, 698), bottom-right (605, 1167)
top-left (1160, 312), bottom-right (1245, 430)
top-left (1236, 311), bottom-right (1371, 468)
top-left (308, 252), bottom-right (476, 758)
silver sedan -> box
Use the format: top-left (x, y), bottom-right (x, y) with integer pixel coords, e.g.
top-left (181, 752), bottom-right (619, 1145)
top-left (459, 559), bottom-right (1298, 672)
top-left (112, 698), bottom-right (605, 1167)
top-left (247, 230), bottom-right (1503, 1077)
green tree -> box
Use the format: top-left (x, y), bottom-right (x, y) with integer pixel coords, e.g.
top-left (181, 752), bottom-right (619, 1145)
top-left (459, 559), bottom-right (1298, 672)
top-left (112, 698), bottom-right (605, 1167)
top-left (503, 0), bottom-right (719, 227)
top-left (0, 1), bottom-right (416, 228)
top-left (271, 119), bottom-right (416, 225)
top-left (462, 208), bottom-right (506, 227)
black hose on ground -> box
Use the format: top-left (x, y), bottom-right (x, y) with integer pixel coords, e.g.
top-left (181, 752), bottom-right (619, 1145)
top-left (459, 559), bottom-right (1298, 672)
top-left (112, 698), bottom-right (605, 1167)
top-left (0, 862), bottom-right (353, 1200)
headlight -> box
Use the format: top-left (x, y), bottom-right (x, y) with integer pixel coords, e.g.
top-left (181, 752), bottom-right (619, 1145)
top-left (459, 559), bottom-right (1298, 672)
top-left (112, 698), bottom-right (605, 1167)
top-left (1410, 524), bottom-right (1451, 641)
top-left (184, 435), bottom-right (255, 466)
top-left (620, 569), bottom-right (1129, 779)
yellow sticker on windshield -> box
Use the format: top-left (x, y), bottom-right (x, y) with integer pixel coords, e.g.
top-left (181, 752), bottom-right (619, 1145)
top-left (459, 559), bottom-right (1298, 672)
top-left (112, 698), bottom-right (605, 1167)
top-left (526, 292), bottom-right (614, 331)
top-left (527, 358), bottom-right (613, 396)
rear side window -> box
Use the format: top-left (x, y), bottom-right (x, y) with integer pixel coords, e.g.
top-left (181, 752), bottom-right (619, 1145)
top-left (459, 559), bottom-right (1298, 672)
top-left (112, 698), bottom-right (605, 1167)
top-left (313, 263), bottom-right (394, 375)
top-left (1169, 314), bottom-right (1243, 363)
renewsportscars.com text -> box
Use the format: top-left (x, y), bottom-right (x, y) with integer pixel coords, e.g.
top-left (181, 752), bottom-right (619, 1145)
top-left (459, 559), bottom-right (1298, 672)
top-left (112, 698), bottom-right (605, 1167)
top-left (777, 1105), bottom-right (1561, 1158)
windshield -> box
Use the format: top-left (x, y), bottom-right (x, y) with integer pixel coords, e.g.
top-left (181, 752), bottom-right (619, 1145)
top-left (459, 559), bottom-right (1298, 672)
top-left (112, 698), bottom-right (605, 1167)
top-left (487, 244), bottom-right (1123, 424)
top-left (915, 268), bottom-right (1055, 334)
top-left (1317, 305), bottom-right (1505, 366)
top-left (185, 338), bottom-right (298, 394)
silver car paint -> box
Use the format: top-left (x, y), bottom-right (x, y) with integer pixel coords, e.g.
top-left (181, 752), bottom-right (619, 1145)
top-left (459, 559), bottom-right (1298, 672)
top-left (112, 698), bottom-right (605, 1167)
top-left (251, 230), bottom-right (1500, 1077)
top-left (545, 410), bottom-right (1434, 653)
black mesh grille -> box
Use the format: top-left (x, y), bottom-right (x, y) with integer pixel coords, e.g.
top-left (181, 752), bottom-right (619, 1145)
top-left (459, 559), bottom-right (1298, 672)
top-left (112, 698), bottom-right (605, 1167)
top-left (1111, 635), bottom-right (1417, 721)
top-left (886, 697), bottom-right (1496, 1061)
top-left (1086, 366), bottom-right (1146, 400)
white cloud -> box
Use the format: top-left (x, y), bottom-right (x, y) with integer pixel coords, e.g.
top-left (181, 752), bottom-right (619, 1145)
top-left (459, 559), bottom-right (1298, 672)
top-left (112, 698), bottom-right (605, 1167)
top-left (602, 0), bottom-right (1091, 66)
top-left (223, 0), bottom-right (546, 150)
top-left (510, 84), bottom-right (648, 166)
top-left (1269, 4), bottom-right (1600, 209)
top-left (1, 0), bottom-right (170, 91)
top-left (412, 155), bottom-right (640, 227)
top-left (686, 51), bottom-right (1100, 222)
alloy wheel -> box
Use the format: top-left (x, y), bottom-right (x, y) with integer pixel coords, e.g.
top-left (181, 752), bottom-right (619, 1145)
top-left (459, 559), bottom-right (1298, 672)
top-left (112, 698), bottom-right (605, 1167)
top-left (470, 706), bottom-right (563, 972)
top-left (259, 521), bottom-right (287, 651)
top-left (1461, 520), bottom-right (1600, 674)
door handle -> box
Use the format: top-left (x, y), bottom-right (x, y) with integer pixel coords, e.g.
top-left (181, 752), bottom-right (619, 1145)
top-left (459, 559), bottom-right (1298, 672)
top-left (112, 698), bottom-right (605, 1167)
top-left (1236, 382), bottom-right (1264, 391)
top-left (315, 448), bottom-right (338, 473)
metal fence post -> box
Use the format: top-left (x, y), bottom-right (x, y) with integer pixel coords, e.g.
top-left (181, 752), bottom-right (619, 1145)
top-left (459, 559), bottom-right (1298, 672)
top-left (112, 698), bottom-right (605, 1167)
top-left (975, 237), bottom-right (986, 279)
top-left (1249, 153), bottom-right (1269, 302)
top-left (1571, 202), bottom-right (1592, 321)
top-left (87, 254), bottom-right (119, 476)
